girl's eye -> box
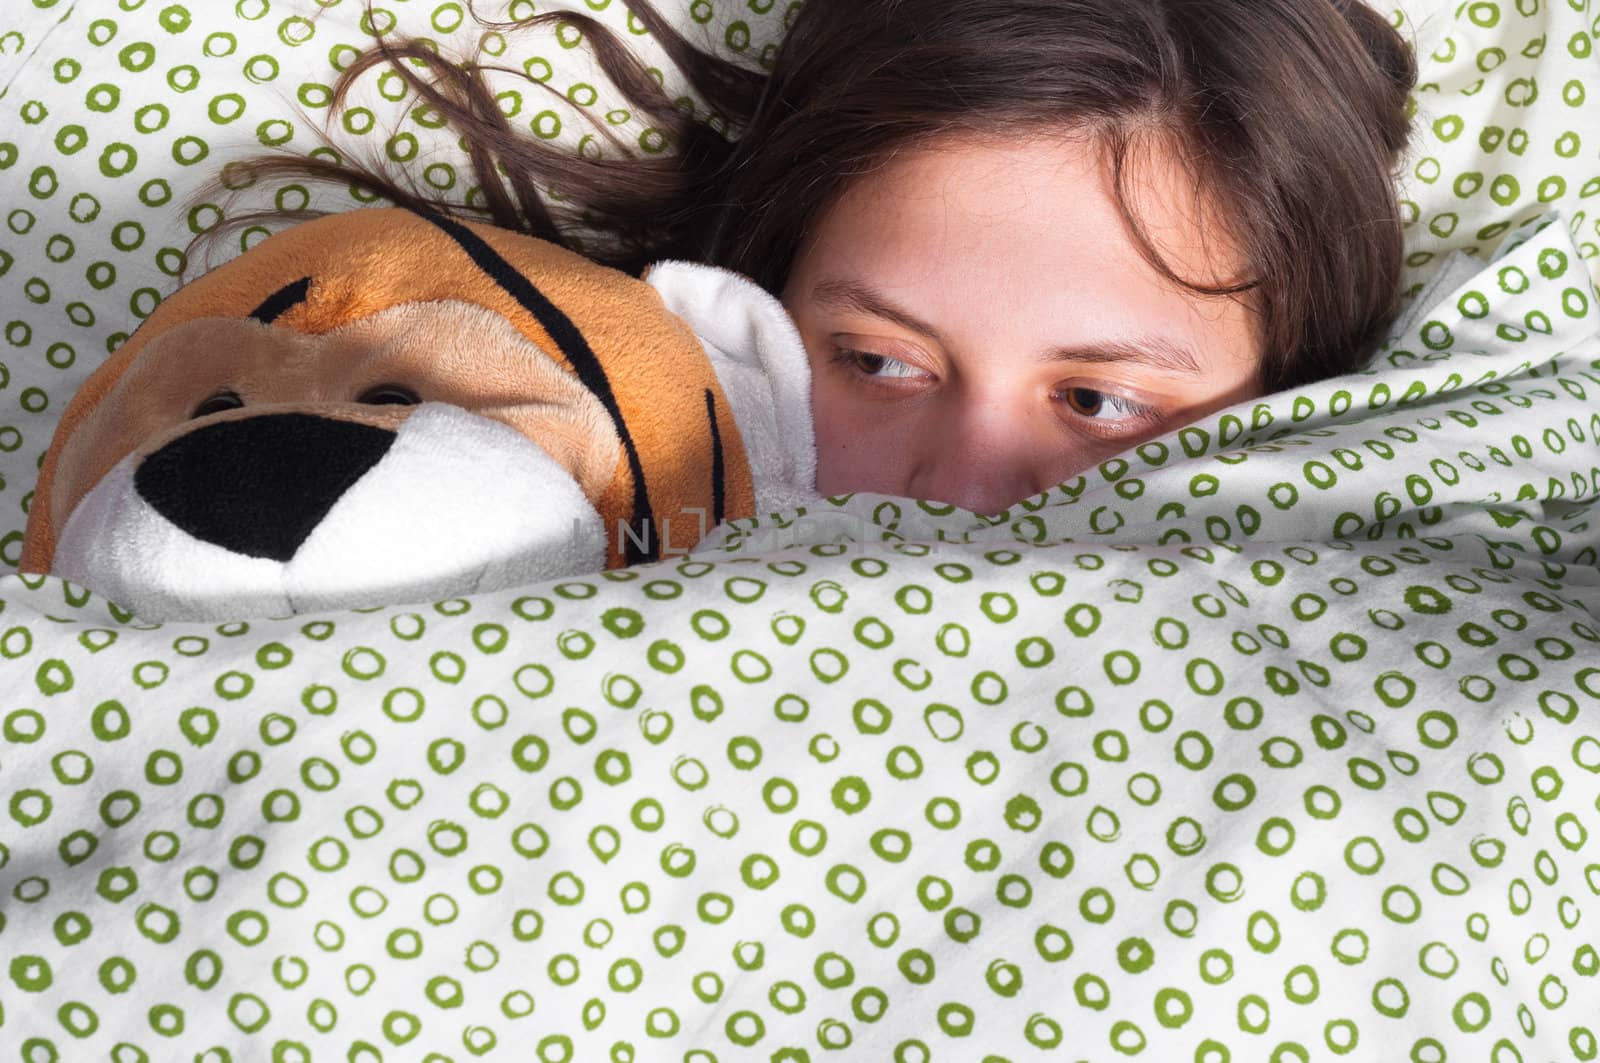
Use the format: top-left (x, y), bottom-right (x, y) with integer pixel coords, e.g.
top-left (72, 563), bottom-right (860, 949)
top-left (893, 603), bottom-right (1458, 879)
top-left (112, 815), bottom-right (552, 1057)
top-left (1059, 387), bottom-right (1157, 423)
top-left (833, 349), bottom-right (928, 380)
top-left (192, 391), bottom-right (244, 419)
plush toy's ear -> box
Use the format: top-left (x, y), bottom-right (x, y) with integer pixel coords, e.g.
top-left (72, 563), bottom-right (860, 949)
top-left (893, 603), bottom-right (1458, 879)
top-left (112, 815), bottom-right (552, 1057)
top-left (643, 262), bottom-right (817, 516)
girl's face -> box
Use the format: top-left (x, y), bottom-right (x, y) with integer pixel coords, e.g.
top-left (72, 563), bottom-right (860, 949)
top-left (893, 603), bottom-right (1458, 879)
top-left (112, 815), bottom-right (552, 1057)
top-left (782, 132), bottom-right (1264, 515)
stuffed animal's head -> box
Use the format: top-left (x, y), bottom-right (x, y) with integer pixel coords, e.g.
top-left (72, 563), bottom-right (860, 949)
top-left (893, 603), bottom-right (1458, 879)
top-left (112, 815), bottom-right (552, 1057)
top-left (21, 208), bottom-right (814, 620)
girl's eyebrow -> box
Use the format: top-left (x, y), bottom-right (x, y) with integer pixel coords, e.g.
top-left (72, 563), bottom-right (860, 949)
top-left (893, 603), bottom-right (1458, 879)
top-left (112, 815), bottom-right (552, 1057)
top-left (810, 278), bottom-right (950, 346)
top-left (810, 277), bottom-right (1203, 375)
top-left (1042, 338), bottom-right (1203, 376)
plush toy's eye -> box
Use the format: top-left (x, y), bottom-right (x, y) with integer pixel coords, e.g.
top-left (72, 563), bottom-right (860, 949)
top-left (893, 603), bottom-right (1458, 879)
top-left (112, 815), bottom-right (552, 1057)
top-left (356, 385), bottom-right (421, 406)
top-left (192, 391), bottom-right (244, 418)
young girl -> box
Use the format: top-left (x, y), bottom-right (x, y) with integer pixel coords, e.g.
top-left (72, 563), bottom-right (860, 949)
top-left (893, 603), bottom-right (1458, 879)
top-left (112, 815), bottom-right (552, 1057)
top-left (225, 0), bottom-right (1415, 515)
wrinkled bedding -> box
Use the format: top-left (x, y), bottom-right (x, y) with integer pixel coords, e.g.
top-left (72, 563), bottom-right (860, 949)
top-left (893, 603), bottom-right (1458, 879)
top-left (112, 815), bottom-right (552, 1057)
top-left (2, 1), bottom-right (1599, 1059)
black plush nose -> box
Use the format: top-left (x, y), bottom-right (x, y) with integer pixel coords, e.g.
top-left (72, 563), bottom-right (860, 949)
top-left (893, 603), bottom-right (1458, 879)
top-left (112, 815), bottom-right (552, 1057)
top-left (135, 413), bottom-right (397, 562)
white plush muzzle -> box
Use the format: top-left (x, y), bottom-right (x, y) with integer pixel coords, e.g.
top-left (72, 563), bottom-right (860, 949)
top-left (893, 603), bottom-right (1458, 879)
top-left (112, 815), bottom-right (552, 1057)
top-left (54, 403), bottom-right (606, 621)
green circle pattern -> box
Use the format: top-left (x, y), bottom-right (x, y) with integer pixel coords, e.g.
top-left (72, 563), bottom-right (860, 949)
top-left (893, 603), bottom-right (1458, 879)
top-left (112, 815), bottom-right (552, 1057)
top-left (1, 0), bottom-right (1599, 1057)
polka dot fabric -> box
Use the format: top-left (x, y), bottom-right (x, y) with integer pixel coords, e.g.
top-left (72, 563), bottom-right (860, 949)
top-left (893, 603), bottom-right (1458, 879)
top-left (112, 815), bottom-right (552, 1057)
top-left (2, 2), bottom-right (1599, 1061)
top-left (1397, 0), bottom-right (1600, 297)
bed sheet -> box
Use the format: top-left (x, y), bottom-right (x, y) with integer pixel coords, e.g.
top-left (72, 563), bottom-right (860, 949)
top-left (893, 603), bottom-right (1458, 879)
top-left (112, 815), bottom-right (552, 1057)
top-left (1, 1), bottom-right (1599, 1060)
top-left (0, 210), bottom-right (1596, 1058)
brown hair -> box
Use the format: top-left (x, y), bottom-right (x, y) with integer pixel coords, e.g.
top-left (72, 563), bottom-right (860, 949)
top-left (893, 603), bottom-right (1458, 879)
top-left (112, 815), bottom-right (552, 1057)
top-left (201, 0), bottom-right (1416, 392)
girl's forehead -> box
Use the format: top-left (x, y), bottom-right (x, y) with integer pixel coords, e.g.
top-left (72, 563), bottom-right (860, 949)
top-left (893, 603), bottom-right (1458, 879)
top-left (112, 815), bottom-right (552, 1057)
top-left (832, 134), bottom-right (1231, 276)
top-left (791, 133), bottom-right (1261, 372)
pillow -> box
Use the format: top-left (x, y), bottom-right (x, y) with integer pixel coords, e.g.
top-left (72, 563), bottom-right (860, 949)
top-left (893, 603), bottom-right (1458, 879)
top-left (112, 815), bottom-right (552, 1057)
top-left (1391, 0), bottom-right (1600, 295)
top-left (0, 0), bottom-right (1596, 570)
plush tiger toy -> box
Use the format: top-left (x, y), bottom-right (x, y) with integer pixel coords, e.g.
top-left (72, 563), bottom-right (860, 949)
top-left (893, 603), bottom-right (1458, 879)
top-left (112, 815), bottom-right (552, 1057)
top-left (21, 208), bottom-right (816, 621)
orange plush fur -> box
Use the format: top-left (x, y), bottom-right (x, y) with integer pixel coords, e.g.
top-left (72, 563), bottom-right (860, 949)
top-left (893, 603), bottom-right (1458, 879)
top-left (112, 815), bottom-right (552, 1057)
top-left (23, 207), bottom-right (756, 576)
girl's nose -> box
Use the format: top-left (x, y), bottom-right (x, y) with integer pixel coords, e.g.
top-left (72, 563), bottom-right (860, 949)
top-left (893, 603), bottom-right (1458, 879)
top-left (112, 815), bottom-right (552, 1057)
top-left (903, 404), bottom-right (1048, 516)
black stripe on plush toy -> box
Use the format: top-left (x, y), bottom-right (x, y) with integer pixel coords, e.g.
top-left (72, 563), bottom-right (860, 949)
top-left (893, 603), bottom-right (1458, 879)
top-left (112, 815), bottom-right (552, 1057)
top-left (704, 388), bottom-right (725, 527)
top-left (408, 207), bottom-right (658, 565)
top-left (250, 276), bottom-right (312, 324)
